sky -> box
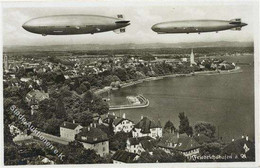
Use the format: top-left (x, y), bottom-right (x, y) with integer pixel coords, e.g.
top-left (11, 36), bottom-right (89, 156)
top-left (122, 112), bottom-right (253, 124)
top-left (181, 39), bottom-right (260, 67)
top-left (1, 1), bottom-right (258, 46)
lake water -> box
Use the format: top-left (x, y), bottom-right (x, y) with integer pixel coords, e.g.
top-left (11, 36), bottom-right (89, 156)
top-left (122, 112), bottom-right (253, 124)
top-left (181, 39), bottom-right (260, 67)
top-left (108, 54), bottom-right (254, 142)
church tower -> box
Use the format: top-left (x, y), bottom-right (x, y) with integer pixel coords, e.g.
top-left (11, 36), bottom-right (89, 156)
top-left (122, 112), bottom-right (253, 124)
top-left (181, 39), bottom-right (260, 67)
top-left (190, 48), bottom-right (195, 66)
top-left (3, 54), bottom-right (8, 72)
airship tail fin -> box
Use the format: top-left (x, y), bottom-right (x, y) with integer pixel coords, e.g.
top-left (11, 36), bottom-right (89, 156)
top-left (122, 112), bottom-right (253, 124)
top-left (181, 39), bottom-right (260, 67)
top-left (113, 28), bottom-right (126, 34)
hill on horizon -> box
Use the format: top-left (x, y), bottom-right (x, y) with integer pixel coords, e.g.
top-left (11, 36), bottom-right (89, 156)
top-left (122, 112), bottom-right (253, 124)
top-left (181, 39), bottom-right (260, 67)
top-left (3, 41), bottom-right (253, 52)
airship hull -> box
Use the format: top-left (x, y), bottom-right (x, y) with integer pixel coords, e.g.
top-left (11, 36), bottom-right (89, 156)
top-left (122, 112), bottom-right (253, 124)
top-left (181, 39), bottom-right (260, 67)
top-left (152, 20), bottom-right (247, 34)
top-left (22, 15), bottom-right (130, 35)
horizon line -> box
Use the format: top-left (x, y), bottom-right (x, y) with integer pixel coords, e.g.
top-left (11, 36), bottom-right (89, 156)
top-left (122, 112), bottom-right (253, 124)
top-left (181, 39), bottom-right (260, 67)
top-left (3, 40), bottom-right (254, 47)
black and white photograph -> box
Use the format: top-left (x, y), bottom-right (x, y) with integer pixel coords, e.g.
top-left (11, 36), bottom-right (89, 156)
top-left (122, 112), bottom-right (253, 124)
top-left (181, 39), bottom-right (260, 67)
top-left (1, 0), bottom-right (259, 166)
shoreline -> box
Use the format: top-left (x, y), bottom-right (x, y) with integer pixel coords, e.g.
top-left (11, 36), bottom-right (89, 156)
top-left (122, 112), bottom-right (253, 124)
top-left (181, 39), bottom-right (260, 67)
top-left (94, 66), bottom-right (242, 95)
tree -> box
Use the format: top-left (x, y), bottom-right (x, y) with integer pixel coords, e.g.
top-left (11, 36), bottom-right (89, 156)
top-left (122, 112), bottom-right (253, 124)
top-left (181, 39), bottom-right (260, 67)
top-left (163, 120), bottom-right (176, 134)
top-left (60, 86), bottom-right (72, 98)
top-left (76, 149), bottom-right (107, 164)
top-left (178, 112), bottom-right (193, 136)
top-left (38, 99), bottom-right (56, 120)
top-left (79, 81), bottom-right (90, 93)
top-left (16, 67), bottom-right (26, 79)
top-left (42, 117), bottom-right (63, 136)
top-left (114, 68), bottom-right (129, 81)
top-left (74, 111), bottom-right (93, 126)
top-left (73, 78), bottom-right (80, 91)
top-left (186, 126), bottom-right (193, 137)
top-left (82, 91), bottom-right (109, 115)
top-left (55, 99), bottom-right (67, 119)
top-left (4, 145), bottom-right (21, 165)
top-left (55, 72), bottom-right (65, 84)
top-left (109, 132), bottom-right (130, 151)
top-left (90, 97), bottom-right (109, 115)
top-left (194, 122), bottom-right (216, 138)
top-left (4, 86), bottom-right (20, 98)
top-left (59, 141), bottom-right (107, 164)
top-left (83, 90), bottom-right (93, 104)
top-left (200, 142), bottom-right (222, 156)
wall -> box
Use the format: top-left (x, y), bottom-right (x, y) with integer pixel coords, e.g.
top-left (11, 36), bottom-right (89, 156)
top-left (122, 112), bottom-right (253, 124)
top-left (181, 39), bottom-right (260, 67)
top-left (82, 141), bottom-right (109, 157)
top-left (132, 127), bottom-right (162, 139)
top-left (114, 120), bottom-right (134, 133)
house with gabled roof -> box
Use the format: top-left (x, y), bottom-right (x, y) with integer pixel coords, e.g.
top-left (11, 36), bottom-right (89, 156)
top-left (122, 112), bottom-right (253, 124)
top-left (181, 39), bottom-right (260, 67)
top-left (158, 132), bottom-right (201, 157)
top-left (25, 89), bottom-right (49, 104)
top-left (222, 136), bottom-right (255, 160)
top-left (174, 135), bottom-right (201, 157)
top-left (103, 113), bottom-right (134, 133)
top-left (112, 150), bottom-right (139, 164)
top-left (157, 132), bottom-right (184, 153)
top-left (75, 124), bottom-right (109, 157)
top-left (60, 121), bottom-right (83, 141)
top-left (132, 116), bottom-right (162, 139)
top-left (126, 136), bottom-right (154, 155)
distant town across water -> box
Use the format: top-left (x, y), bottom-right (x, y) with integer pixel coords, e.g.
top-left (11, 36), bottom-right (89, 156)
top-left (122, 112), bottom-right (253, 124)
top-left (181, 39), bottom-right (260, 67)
top-left (109, 54), bottom-right (254, 142)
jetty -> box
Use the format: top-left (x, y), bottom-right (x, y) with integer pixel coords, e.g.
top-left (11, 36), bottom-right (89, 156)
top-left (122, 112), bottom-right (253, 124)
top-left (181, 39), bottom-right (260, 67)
top-left (109, 94), bottom-right (149, 111)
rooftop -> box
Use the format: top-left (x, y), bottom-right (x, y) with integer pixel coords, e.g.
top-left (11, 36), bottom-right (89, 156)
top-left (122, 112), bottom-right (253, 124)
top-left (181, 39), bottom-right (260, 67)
top-left (103, 114), bottom-right (133, 126)
top-left (128, 136), bottom-right (153, 146)
top-left (134, 117), bottom-right (162, 134)
top-left (222, 137), bottom-right (255, 155)
top-left (175, 136), bottom-right (201, 152)
top-left (112, 150), bottom-right (138, 163)
top-left (76, 126), bottom-right (108, 144)
top-left (26, 90), bottom-right (49, 102)
top-left (60, 121), bottom-right (81, 130)
top-left (157, 133), bottom-right (188, 149)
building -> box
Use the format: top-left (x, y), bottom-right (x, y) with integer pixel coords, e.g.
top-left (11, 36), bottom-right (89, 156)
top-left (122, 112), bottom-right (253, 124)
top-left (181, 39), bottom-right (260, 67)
top-left (75, 125), bottom-right (109, 157)
top-left (112, 150), bottom-right (139, 164)
top-left (28, 156), bottom-right (55, 165)
top-left (157, 132), bottom-right (201, 157)
top-left (41, 157), bottom-right (55, 164)
top-left (132, 116), bottom-right (162, 139)
top-left (20, 77), bottom-right (32, 83)
top-left (25, 89), bottom-right (50, 115)
top-left (222, 136), bottom-right (255, 160)
top-left (174, 135), bottom-right (201, 158)
top-left (218, 61), bottom-right (234, 70)
top-left (157, 132), bottom-right (182, 153)
top-left (126, 136), bottom-right (154, 155)
top-left (25, 90), bottom-right (49, 104)
top-left (92, 113), bottom-right (103, 125)
top-left (113, 114), bottom-right (134, 133)
top-left (181, 57), bottom-right (188, 62)
top-left (60, 121), bottom-right (83, 141)
top-left (3, 54), bottom-right (8, 72)
top-left (103, 113), bottom-right (135, 133)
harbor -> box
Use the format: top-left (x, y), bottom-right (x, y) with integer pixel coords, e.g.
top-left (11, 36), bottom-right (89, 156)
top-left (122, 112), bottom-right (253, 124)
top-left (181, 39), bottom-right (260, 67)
top-left (109, 94), bottom-right (149, 110)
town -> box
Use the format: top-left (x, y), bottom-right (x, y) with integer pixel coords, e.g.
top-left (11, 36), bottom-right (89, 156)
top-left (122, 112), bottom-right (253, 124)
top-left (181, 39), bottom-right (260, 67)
top-left (4, 46), bottom-right (255, 164)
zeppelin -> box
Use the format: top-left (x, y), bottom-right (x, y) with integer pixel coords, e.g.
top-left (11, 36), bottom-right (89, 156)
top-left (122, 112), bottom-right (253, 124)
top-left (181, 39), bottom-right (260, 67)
top-left (151, 19), bottom-right (247, 34)
top-left (22, 14), bottom-right (130, 36)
